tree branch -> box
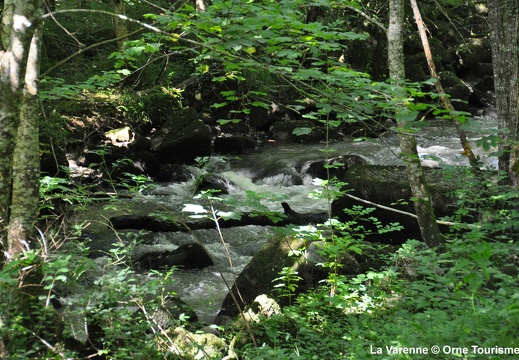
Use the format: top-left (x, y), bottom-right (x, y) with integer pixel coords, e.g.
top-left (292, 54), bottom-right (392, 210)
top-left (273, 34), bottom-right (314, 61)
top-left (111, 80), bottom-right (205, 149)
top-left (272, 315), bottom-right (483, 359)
top-left (41, 27), bottom-right (146, 78)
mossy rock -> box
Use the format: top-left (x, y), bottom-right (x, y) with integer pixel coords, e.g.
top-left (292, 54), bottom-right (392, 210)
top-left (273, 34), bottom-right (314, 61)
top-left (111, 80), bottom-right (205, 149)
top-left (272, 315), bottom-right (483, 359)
top-left (217, 236), bottom-right (306, 319)
top-left (332, 165), bottom-right (464, 243)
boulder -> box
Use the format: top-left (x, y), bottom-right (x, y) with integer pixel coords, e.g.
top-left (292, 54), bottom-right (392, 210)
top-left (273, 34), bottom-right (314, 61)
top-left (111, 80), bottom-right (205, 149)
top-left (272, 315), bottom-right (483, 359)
top-left (128, 133), bottom-right (152, 152)
top-left (214, 136), bottom-right (256, 155)
top-left (331, 165), bottom-right (461, 243)
top-left (217, 236), bottom-right (305, 320)
top-left (215, 234), bottom-right (392, 322)
top-left (134, 242), bottom-right (214, 270)
top-left (151, 108), bottom-right (212, 165)
top-left (155, 164), bottom-right (191, 182)
top-left (151, 296), bottom-right (199, 326)
top-left (168, 327), bottom-right (227, 360)
top-left (195, 174), bottom-right (230, 194)
top-left (112, 150), bottom-right (160, 178)
top-left (301, 154), bottom-right (366, 180)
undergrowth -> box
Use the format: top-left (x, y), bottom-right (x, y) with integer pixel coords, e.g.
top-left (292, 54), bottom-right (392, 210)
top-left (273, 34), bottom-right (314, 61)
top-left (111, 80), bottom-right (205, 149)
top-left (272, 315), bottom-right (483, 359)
top-left (2, 161), bottom-right (519, 359)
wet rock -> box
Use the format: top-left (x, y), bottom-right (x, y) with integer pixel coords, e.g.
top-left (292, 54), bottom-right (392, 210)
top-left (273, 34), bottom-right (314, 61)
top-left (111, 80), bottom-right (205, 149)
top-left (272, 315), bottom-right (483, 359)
top-left (214, 136), bottom-right (256, 155)
top-left (195, 174), bottom-right (230, 194)
top-left (301, 154), bottom-right (366, 180)
top-left (134, 243), bottom-right (214, 270)
top-left (155, 164), bottom-right (191, 182)
top-left (112, 150), bottom-right (160, 178)
top-left (151, 108), bottom-right (212, 165)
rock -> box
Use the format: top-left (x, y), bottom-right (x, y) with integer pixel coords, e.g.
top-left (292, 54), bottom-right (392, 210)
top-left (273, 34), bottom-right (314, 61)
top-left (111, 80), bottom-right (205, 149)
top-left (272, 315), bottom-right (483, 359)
top-left (134, 243), bottom-right (214, 270)
top-left (248, 106), bottom-right (276, 131)
top-left (112, 150), bottom-right (160, 178)
top-left (105, 126), bottom-right (133, 146)
top-left (152, 296), bottom-right (199, 326)
top-left (215, 233), bottom-right (387, 322)
top-left (445, 83), bottom-right (472, 112)
top-left (242, 294), bottom-right (282, 323)
top-left (217, 236), bottom-right (306, 320)
top-left (301, 155), bottom-right (366, 180)
top-left (128, 133), bottom-right (152, 152)
top-left (214, 136), bottom-right (256, 155)
top-left (439, 71), bottom-right (473, 112)
top-left (195, 174), bottom-right (230, 194)
top-left (155, 164), bottom-right (191, 182)
top-left (331, 165), bottom-right (460, 244)
top-left (169, 327), bottom-right (227, 360)
top-left (151, 108), bottom-right (212, 165)
top-left (451, 38), bottom-right (492, 76)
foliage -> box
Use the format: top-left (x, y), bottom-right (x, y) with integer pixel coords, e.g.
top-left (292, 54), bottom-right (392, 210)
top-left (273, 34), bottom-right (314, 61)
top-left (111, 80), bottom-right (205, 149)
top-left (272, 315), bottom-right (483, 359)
top-left (237, 231), bottom-right (519, 359)
top-left (2, 0), bottom-right (515, 358)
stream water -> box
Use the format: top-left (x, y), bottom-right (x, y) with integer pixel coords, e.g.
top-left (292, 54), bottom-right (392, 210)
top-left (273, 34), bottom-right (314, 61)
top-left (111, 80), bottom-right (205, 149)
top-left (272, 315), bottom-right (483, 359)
top-left (84, 115), bottom-right (498, 323)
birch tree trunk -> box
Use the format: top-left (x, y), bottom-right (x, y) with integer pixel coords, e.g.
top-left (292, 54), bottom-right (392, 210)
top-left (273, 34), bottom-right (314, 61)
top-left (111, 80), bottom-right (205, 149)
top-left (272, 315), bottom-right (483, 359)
top-left (0, 0), bottom-right (44, 259)
top-left (7, 18), bottom-right (42, 257)
top-left (488, 0), bottom-right (519, 185)
top-left (389, 0), bottom-right (442, 247)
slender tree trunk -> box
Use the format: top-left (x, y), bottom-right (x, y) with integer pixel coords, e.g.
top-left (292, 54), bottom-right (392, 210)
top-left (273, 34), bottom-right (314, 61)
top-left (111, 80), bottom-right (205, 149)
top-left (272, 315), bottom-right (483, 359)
top-left (196, 0), bottom-right (207, 12)
top-left (389, 0), bottom-right (442, 247)
top-left (7, 21), bottom-right (42, 256)
top-left (113, 0), bottom-right (128, 50)
top-left (409, 0), bottom-right (480, 171)
top-left (0, 0), bottom-right (44, 259)
top-left (488, 0), bottom-right (519, 185)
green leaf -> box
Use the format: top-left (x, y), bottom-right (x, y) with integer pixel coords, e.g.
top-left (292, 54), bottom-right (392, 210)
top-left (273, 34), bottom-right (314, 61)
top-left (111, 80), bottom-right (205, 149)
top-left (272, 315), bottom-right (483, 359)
top-left (292, 127), bottom-right (312, 136)
top-left (395, 108), bottom-right (419, 123)
top-left (216, 210), bottom-right (242, 220)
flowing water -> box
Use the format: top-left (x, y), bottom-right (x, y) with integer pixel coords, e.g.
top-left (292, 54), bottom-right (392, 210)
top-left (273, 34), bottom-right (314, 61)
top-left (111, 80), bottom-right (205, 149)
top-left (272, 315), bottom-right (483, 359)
top-left (85, 115), bottom-right (498, 323)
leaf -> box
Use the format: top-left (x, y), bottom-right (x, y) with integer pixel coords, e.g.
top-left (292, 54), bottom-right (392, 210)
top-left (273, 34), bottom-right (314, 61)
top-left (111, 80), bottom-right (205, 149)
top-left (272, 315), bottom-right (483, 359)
top-left (395, 108), bottom-right (419, 123)
top-left (216, 210), bottom-right (242, 220)
top-left (292, 127), bottom-right (312, 136)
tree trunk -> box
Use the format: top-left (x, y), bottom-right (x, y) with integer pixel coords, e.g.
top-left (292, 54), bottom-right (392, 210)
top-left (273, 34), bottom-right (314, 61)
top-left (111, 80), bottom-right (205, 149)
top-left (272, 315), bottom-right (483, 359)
top-left (7, 20), bottom-right (42, 256)
top-left (113, 0), bottom-right (128, 50)
top-left (488, 0), bottom-right (519, 185)
top-left (389, 0), bottom-right (442, 247)
top-left (0, 0), bottom-right (44, 259)
top-left (196, 0), bottom-right (207, 12)
top-left (409, 0), bottom-right (480, 172)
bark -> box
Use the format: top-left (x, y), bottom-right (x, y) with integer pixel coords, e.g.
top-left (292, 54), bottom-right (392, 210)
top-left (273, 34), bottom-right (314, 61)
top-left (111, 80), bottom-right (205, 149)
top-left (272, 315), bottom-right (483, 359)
top-left (113, 0), bottom-right (128, 50)
top-left (389, 0), bottom-right (442, 247)
top-left (0, 0), bottom-right (44, 258)
top-left (7, 20), bottom-right (42, 256)
top-left (409, 0), bottom-right (480, 171)
top-left (397, 133), bottom-right (442, 246)
top-left (488, 0), bottom-right (519, 185)
top-left (196, 0), bottom-right (206, 12)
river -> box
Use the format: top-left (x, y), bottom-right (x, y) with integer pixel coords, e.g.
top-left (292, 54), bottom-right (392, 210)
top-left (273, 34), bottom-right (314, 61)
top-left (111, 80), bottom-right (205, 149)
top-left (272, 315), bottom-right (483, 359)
top-left (81, 115), bottom-right (498, 323)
